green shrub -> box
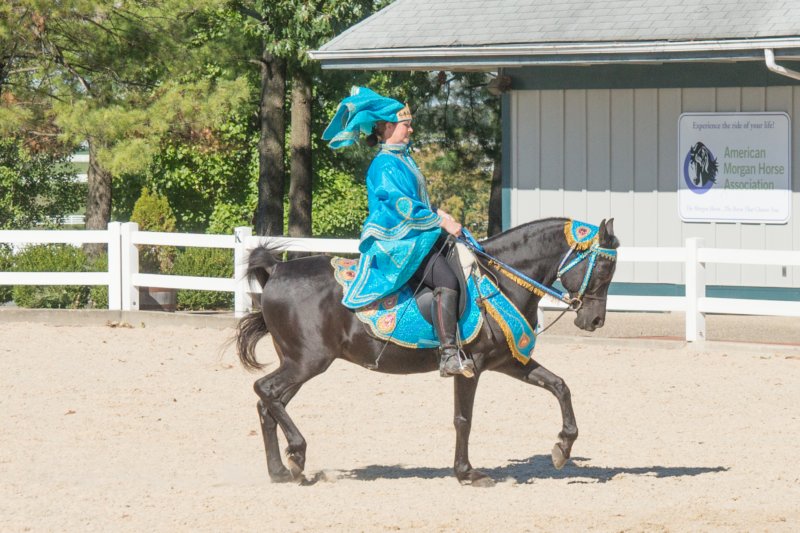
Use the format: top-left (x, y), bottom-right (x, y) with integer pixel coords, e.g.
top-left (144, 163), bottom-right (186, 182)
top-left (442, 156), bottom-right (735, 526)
top-left (207, 202), bottom-right (253, 235)
top-left (0, 245), bottom-right (13, 303)
top-left (0, 138), bottom-right (82, 230)
top-left (87, 253), bottom-right (109, 309)
top-left (172, 247), bottom-right (233, 310)
top-left (11, 244), bottom-right (90, 308)
top-left (131, 187), bottom-right (177, 273)
top-left (311, 167), bottom-right (368, 237)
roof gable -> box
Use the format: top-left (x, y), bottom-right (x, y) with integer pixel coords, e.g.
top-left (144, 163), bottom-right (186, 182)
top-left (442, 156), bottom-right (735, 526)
top-left (312, 0), bottom-right (800, 69)
top-left (321, 0), bottom-right (800, 51)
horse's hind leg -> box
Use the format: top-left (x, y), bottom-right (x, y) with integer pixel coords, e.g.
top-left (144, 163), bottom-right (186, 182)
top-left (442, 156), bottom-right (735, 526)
top-left (254, 361), bottom-right (325, 482)
top-left (256, 399), bottom-right (293, 482)
top-left (495, 360), bottom-right (578, 470)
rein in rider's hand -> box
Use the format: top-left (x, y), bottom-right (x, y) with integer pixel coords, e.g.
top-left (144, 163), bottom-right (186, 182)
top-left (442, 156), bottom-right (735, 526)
top-left (440, 217), bottom-right (462, 237)
top-left (437, 208), bottom-right (462, 236)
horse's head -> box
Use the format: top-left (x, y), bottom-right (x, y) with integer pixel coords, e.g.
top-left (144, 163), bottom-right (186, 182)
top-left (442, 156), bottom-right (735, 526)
top-left (558, 219), bottom-right (619, 332)
top-left (689, 142), bottom-right (718, 186)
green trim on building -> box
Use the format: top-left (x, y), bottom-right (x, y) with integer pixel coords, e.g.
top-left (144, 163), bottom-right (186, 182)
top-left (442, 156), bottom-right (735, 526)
top-left (608, 282), bottom-right (800, 302)
top-left (510, 61), bottom-right (800, 90)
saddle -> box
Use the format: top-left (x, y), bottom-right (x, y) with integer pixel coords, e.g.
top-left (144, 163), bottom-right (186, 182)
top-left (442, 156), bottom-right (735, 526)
top-left (413, 240), bottom-right (472, 325)
top-left (331, 243), bottom-right (539, 364)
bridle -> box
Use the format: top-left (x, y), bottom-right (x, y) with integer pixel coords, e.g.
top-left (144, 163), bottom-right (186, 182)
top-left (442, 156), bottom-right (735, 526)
top-left (555, 241), bottom-right (618, 310)
top-left (461, 229), bottom-right (618, 312)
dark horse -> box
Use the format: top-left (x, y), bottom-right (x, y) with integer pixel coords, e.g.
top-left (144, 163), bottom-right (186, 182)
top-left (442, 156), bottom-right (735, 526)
top-left (236, 217), bottom-right (619, 486)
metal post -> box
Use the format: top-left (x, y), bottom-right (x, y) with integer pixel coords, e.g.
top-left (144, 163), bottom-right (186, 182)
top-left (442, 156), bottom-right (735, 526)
top-left (106, 222), bottom-right (122, 310)
top-left (685, 237), bottom-right (706, 342)
top-left (121, 222), bottom-right (139, 311)
top-left (234, 226), bottom-right (253, 317)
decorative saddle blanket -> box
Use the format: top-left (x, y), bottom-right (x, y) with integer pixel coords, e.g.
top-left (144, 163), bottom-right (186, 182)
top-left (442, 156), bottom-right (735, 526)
top-left (331, 256), bottom-right (538, 364)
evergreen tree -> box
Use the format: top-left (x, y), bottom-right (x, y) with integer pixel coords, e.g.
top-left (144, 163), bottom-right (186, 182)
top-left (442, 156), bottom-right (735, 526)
top-left (0, 1), bottom-right (249, 236)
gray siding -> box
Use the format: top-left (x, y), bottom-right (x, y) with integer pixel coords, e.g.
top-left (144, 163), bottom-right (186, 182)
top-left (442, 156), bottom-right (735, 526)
top-left (509, 87), bottom-right (800, 288)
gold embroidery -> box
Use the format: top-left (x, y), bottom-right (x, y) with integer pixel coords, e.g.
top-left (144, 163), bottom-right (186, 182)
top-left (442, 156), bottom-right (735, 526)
top-left (396, 104), bottom-right (412, 121)
top-left (488, 259), bottom-right (546, 298)
top-left (564, 220), bottom-right (598, 251)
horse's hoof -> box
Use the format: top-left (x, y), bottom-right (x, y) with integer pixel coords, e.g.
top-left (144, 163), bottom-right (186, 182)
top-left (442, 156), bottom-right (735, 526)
top-left (299, 471), bottom-right (324, 486)
top-left (269, 467), bottom-right (295, 483)
top-left (471, 475), bottom-right (495, 488)
top-left (287, 454), bottom-right (304, 478)
top-left (458, 471), bottom-right (495, 487)
top-left (551, 443), bottom-right (568, 470)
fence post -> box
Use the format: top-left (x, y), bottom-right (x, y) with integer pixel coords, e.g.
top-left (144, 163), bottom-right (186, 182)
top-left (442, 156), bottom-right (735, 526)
top-left (685, 237), bottom-right (706, 342)
top-left (234, 226), bottom-right (253, 318)
top-left (121, 222), bottom-right (139, 311)
top-left (106, 222), bottom-right (122, 310)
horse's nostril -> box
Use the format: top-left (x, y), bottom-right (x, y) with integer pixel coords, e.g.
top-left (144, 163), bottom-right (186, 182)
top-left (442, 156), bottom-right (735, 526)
top-left (592, 317), bottom-right (603, 328)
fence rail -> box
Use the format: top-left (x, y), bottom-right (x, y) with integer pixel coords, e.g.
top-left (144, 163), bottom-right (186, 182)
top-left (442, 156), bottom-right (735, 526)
top-left (2, 224), bottom-right (800, 341)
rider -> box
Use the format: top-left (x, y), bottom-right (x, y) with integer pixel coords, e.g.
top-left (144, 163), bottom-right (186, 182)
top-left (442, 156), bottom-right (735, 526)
top-left (322, 87), bottom-right (473, 378)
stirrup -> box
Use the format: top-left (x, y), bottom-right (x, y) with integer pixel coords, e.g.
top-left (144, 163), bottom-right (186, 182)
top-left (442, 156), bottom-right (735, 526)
top-left (440, 347), bottom-right (475, 378)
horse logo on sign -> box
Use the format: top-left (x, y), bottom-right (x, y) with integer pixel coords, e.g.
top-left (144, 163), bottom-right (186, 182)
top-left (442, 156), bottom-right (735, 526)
top-left (683, 141), bottom-right (718, 194)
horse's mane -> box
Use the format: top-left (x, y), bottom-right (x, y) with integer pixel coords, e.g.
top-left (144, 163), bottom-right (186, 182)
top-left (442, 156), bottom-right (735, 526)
top-left (481, 217), bottom-right (568, 245)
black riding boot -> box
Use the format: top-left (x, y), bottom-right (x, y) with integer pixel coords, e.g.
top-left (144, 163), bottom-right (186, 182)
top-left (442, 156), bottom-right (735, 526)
top-left (432, 287), bottom-right (475, 378)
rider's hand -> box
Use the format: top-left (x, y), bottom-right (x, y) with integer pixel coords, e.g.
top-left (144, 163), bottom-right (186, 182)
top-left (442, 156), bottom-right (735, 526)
top-left (437, 208), bottom-right (454, 221)
top-left (440, 216), bottom-right (462, 237)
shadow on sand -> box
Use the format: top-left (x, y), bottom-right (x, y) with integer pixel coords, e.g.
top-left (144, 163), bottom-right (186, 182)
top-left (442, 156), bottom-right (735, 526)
top-left (341, 455), bottom-right (728, 484)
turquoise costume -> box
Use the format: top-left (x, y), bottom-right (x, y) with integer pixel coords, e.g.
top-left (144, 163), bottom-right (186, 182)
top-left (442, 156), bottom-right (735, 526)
top-left (341, 144), bottom-right (442, 308)
top-left (322, 87), bottom-right (442, 310)
top-left (324, 86), bottom-right (477, 377)
top-left (322, 86), bottom-right (408, 150)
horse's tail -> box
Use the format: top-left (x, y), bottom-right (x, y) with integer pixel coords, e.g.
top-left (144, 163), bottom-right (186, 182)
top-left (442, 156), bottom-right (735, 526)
top-left (246, 245), bottom-right (280, 289)
top-left (236, 244), bottom-right (282, 372)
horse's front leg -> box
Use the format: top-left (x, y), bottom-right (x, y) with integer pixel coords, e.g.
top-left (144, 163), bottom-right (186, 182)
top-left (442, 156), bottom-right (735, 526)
top-left (453, 374), bottom-right (494, 487)
top-left (495, 360), bottom-right (578, 470)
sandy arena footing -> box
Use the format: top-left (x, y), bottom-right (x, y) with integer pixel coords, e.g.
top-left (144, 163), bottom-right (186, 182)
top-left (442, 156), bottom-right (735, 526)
top-left (1, 311), bottom-right (799, 531)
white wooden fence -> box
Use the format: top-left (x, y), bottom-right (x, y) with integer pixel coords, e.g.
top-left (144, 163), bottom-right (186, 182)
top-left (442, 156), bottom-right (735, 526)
top-left (2, 223), bottom-right (800, 342)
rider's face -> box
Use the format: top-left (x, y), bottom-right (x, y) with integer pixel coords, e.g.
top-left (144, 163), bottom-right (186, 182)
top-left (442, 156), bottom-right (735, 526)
top-left (383, 120), bottom-right (413, 145)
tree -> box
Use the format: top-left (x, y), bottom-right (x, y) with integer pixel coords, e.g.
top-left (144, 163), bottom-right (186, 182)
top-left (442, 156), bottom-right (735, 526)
top-left (256, 47), bottom-right (286, 236)
top-left (1, 1), bottom-right (248, 238)
top-left (284, 0), bottom-right (378, 238)
top-left (0, 138), bottom-right (82, 230)
top-left (231, 0), bottom-right (381, 236)
top-left (230, 1), bottom-right (287, 236)
top-left (422, 72), bottom-right (502, 237)
top-left (289, 69), bottom-right (312, 237)
top-left (24, 3), bottom-right (168, 231)
top-left (2, 1), bottom-right (503, 241)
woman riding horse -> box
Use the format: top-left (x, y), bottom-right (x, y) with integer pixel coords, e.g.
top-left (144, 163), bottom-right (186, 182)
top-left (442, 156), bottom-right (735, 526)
top-left (322, 87), bottom-right (472, 378)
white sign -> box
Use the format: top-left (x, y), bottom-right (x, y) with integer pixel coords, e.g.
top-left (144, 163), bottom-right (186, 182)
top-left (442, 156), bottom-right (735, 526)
top-left (678, 112), bottom-right (791, 224)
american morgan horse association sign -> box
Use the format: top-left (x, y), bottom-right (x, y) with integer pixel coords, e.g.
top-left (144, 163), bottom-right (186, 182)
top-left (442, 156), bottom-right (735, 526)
top-left (678, 112), bottom-right (790, 224)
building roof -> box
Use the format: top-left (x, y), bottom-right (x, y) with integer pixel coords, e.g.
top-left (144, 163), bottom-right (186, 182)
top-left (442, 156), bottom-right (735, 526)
top-left (310, 0), bottom-right (800, 70)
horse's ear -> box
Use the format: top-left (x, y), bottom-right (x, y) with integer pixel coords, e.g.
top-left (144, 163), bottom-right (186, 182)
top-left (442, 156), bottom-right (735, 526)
top-left (606, 218), bottom-right (615, 238)
top-left (598, 218), bottom-right (617, 247)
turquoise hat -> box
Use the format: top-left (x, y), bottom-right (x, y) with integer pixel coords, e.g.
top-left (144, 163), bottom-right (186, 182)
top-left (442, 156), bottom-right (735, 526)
top-left (322, 87), bottom-right (411, 150)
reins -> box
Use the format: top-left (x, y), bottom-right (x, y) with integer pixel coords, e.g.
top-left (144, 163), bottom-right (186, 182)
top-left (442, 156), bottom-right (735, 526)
top-left (366, 224), bottom-right (618, 370)
top-left (459, 228), bottom-right (618, 328)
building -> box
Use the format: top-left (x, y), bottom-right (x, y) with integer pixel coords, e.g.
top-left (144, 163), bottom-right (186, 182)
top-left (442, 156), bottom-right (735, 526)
top-left (310, 0), bottom-right (800, 298)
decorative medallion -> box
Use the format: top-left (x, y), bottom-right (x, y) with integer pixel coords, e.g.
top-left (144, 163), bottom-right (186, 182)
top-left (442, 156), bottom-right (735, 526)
top-left (376, 313), bottom-right (396, 334)
top-left (564, 220), bottom-right (600, 250)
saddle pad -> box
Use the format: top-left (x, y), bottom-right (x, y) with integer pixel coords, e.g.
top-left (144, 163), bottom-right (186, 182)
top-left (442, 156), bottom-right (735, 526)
top-left (332, 257), bottom-right (483, 349)
top-left (332, 257), bottom-right (538, 363)
top-left (474, 275), bottom-right (537, 364)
